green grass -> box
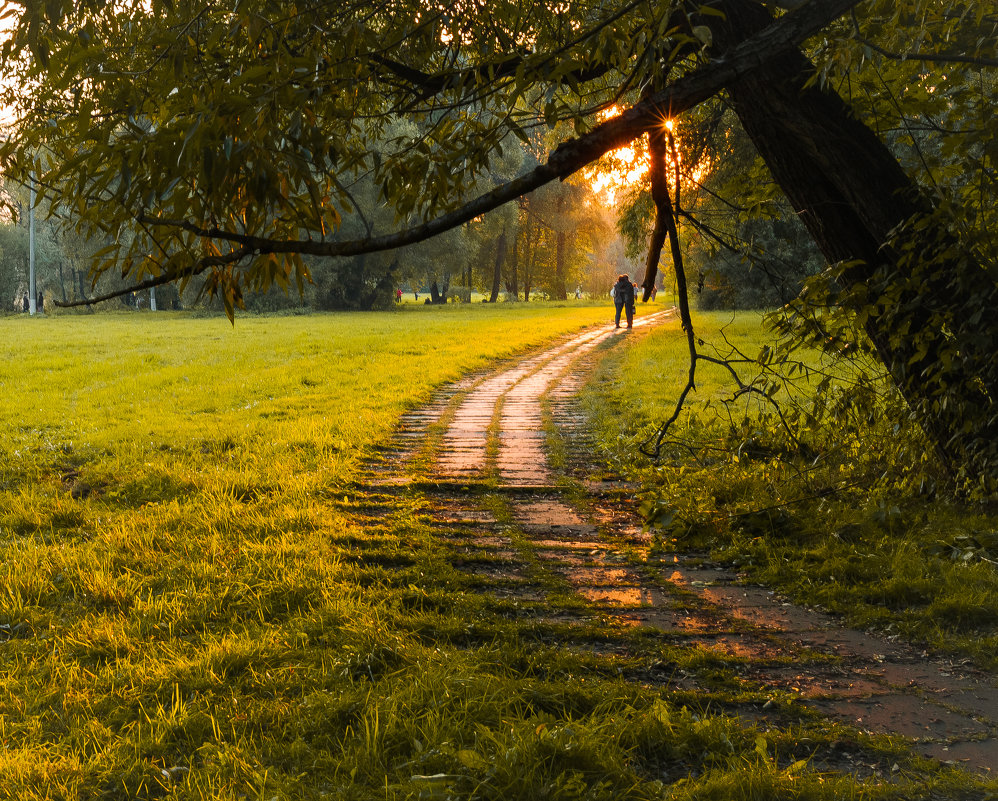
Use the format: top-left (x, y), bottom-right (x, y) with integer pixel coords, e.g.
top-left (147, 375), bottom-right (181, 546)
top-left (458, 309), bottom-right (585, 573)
top-left (580, 310), bottom-right (998, 670)
top-left (1, 305), bottom-right (610, 495)
top-left (0, 305), bottom-right (993, 800)
top-left (0, 304), bottom-right (616, 799)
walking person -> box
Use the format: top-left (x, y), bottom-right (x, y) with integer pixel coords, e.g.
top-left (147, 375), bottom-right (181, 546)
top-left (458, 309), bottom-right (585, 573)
top-left (611, 274), bottom-right (635, 329)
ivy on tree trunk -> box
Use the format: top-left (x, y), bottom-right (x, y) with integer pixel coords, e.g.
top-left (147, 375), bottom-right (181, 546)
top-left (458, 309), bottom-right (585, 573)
top-left (712, 0), bottom-right (998, 486)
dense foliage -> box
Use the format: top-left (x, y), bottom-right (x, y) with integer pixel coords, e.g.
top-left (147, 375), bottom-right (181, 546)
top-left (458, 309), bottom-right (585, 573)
top-left (0, 0), bottom-right (860, 308)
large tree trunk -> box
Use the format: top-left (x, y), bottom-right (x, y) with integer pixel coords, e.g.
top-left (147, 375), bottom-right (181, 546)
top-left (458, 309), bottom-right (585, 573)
top-left (711, 0), bottom-right (998, 483)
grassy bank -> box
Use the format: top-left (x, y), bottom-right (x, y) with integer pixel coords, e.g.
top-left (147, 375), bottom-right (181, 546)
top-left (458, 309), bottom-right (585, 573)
top-left (580, 311), bottom-right (998, 670)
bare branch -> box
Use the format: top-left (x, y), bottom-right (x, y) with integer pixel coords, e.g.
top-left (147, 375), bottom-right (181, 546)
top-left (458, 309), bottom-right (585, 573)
top-left (640, 129), bottom-right (698, 459)
top-left (53, 246), bottom-right (252, 308)
top-left (698, 353), bottom-right (801, 445)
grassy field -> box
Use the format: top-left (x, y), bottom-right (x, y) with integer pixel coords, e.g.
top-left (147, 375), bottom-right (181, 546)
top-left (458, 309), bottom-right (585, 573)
top-left (0, 304), bottom-right (993, 800)
top-left (580, 310), bottom-right (998, 670)
top-left (1, 304), bottom-right (612, 496)
top-left (0, 303), bottom-right (620, 799)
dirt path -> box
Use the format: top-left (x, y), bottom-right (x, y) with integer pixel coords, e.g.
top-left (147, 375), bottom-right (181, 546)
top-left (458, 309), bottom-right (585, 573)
top-left (366, 313), bottom-right (997, 776)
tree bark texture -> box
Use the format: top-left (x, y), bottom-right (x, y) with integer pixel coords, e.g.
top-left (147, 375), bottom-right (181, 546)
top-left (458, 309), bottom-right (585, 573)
top-left (711, 0), bottom-right (998, 482)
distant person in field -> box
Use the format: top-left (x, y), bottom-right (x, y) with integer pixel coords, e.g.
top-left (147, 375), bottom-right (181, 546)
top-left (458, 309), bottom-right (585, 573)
top-left (395, 288), bottom-right (403, 304)
top-left (611, 274), bottom-right (635, 329)
top-left (21, 294), bottom-right (28, 312)
top-left (36, 292), bottom-right (44, 314)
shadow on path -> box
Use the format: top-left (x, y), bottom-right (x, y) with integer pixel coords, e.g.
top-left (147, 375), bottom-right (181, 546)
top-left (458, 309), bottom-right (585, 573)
top-left (362, 311), bottom-right (997, 777)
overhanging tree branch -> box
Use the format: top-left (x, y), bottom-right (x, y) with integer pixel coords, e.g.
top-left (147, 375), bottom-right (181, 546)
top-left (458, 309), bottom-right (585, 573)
top-left (856, 38), bottom-right (998, 69)
top-left (54, 246), bottom-right (253, 307)
top-left (373, 0), bottom-right (650, 96)
top-left (849, 11), bottom-right (998, 69)
top-left (136, 0), bottom-right (863, 261)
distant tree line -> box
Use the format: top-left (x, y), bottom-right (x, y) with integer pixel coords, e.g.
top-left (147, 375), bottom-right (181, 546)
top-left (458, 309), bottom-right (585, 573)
top-left (1, 128), bottom-right (642, 314)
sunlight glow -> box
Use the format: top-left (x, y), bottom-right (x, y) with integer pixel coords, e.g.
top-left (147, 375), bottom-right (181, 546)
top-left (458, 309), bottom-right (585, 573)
top-left (585, 110), bottom-right (708, 206)
top-left (585, 107), bottom-right (648, 205)
top-left (589, 141), bottom-right (648, 203)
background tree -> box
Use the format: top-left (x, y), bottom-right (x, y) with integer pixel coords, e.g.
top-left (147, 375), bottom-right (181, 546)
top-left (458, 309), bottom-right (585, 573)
top-left (617, 109), bottom-right (823, 311)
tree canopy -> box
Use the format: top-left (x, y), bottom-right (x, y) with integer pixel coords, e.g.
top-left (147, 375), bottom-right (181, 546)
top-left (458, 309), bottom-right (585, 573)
top-left (0, 0), bottom-right (885, 304)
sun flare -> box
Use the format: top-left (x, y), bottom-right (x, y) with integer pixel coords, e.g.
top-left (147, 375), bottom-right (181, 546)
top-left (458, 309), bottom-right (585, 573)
top-left (586, 109), bottom-right (708, 205)
top-left (586, 110), bottom-right (681, 204)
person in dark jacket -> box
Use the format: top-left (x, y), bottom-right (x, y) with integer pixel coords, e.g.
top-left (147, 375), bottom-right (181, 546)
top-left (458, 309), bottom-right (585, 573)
top-left (611, 274), bottom-right (635, 328)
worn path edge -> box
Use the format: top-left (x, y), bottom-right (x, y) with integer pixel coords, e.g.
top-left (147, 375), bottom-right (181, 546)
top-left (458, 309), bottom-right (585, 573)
top-left (359, 310), bottom-right (997, 777)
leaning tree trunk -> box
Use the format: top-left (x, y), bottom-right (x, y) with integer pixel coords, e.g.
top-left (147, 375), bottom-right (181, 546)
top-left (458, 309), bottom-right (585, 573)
top-left (709, 0), bottom-right (998, 485)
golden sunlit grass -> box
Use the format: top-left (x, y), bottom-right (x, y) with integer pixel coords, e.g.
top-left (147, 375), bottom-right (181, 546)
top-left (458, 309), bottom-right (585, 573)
top-left (0, 304), bottom-right (622, 798)
top-left (0, 305), bottom-right (609, 496)
top-left (0, 306), bottom-right (990, 799)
